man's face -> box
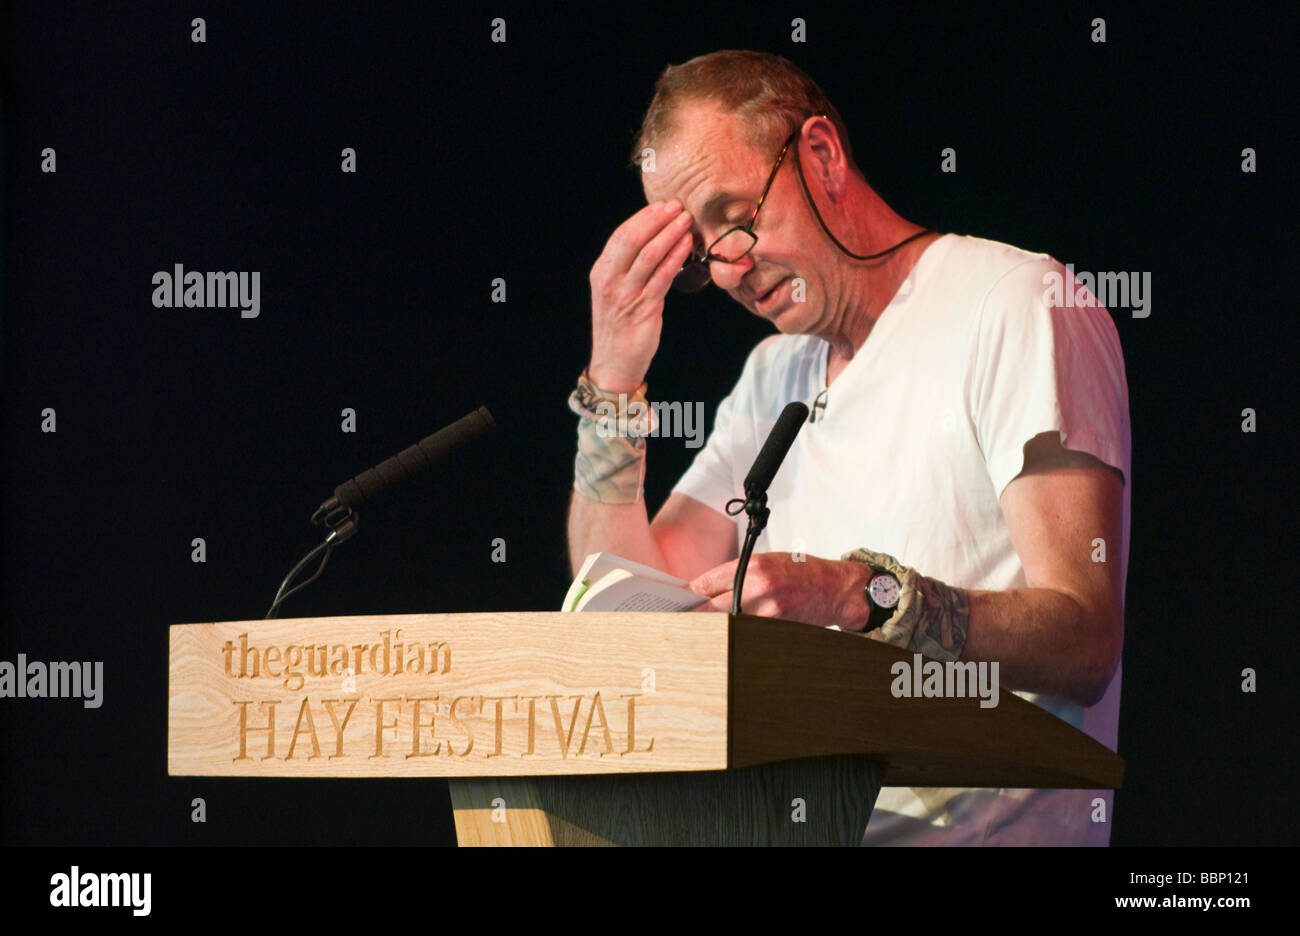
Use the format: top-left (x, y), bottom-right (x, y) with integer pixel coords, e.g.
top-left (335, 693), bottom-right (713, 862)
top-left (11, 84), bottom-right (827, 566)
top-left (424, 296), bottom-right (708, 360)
top-left (642, 103), bottom-right (830, 332)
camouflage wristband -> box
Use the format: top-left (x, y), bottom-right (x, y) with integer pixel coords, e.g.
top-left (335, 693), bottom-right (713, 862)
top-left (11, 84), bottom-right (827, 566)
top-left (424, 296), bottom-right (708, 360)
top-left (573, 417), bottom-right (646, 504)
top-left (840, 548), bottom-right (970, 663)
top-left (568, 371), bottom-right (659, 438)
top-left (572, 371), bottom-right (647, 418)
top-left (569, 371), bottom-right (648, 505)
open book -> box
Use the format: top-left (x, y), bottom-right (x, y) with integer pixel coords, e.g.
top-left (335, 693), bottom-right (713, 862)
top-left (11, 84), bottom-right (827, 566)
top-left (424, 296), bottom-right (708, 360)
top-left (562, 552), bottom-right (707, 612)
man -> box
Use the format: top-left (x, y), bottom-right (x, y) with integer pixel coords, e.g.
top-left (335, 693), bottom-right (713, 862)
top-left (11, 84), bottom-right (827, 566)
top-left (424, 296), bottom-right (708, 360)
top-left (566, 50), bottom-right (1130, 845)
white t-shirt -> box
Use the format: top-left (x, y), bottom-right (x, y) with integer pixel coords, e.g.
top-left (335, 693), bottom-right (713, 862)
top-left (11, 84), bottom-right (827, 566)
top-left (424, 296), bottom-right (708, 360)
top-left (671, 233), bottom-right (1131, 845)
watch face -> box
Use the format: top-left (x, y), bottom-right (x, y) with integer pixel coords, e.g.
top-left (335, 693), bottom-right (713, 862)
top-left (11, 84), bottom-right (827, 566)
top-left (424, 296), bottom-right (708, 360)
top-left (868, 573), bottom-right (901, 609)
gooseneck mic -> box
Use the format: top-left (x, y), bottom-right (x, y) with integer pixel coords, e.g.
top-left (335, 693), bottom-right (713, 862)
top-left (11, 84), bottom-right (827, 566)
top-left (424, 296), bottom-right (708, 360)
top-left (266, 406), bottom-right (497, 618)
top-left (743, 402), bottom-right (809, 497)
top-left (726, 401), bottom-right (809, 615)
top-left (312, 406), bottom-right (496, 522)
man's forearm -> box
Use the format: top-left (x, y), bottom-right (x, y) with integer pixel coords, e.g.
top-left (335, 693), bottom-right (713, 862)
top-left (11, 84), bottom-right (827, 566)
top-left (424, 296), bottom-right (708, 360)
top-left (566, 491), bottom-right (668, 578)
top-left (565, 369), bottom-right (668, 578)
top-left (964, 586), bottom-right (1121, 708)
top-left (843, 549), bottom-right (1119, 708)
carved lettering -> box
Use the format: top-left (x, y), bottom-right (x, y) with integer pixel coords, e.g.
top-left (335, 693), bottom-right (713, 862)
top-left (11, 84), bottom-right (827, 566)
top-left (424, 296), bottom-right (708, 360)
top-left (285, 696), bottom-right (321, 759)
top-left (237, 633), bottom-right (259, 677)
top-left (223, 679), bottom-right (652, 761)
top-left (446, 695), bottom-right (477, 757)
top-left (321, 698), bottom-right (359, 758)
top-left (406, 696), bottom-right (441, 758)
top-left (621, 693), bottom-right (654, 754)
top-left (548, 695), bottom-right (584, 759)
top-left (370, 697), bottom-right (402, 758)
top-left (522, 696), bottom-right (541, 756)
top-left (577, 692), bottom-right (615, 756)
top-left (308, 645), bottom-right (329, 678)
top-left (480, 695), bottom-right (516, 757)
top-left (233, 700), bottom-right (278, 761)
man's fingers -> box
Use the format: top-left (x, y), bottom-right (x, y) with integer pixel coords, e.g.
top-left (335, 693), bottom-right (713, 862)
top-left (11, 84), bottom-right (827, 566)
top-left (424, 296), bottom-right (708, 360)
top-left (690, 559), bottom-right (738, 596)
top-left (691, 595), bottom-right (728, 612)
top-left (602, 200), bottom-right (689, 276)
top-left (645, 228), bottom-right (696, 297)
top-left (626, 204), bottom-right (694, 286)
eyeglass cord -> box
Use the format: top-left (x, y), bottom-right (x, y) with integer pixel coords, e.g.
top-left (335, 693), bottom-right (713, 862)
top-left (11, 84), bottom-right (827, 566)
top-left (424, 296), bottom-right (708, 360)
top-left (789, 142), bottom-right (938, 261)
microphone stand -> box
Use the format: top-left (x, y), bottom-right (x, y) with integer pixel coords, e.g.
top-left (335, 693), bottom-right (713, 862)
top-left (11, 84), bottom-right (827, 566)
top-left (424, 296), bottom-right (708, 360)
top-left (260, 405), bottom-right (495, 619)
top-left (724, 399), bottom-right (810, 615)
top-left (725, 488), bottom-right (770, 616)
top-left (264, 504), bottom-right (359, 619)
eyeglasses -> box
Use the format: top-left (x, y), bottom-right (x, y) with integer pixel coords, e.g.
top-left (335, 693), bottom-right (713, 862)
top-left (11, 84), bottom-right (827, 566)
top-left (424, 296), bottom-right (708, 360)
top-left (671, 124), bottom-right (805, 294)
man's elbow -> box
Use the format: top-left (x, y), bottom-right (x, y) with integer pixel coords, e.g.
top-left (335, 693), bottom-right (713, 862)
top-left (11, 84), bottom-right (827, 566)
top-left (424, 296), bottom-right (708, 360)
top-left (1073, 609), bottom-right (1124, 708)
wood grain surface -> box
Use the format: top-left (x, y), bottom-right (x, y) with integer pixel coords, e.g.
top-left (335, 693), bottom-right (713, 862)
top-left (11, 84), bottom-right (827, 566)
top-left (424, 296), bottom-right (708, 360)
top-left (169, 612), bottom-right (729, 776)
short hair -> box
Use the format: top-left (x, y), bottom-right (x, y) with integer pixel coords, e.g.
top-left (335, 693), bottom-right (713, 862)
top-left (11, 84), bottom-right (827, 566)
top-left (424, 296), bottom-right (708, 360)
top-left (628, 50), bottom-right (856, 172)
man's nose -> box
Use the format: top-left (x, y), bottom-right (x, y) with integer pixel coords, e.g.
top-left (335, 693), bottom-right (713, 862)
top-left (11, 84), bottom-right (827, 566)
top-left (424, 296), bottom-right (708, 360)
top-left (709, 254), bottom-right (756, 293)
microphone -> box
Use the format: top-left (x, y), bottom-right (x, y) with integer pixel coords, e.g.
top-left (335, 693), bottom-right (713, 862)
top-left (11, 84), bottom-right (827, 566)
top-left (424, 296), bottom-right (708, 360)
top-left (729, 401), bottom-right (809, 615)
top-left (313, 406), bottom-right (497, 521)
top-left (743, 401), bottom-right (810, 497)
top-left (808, 388), bottom-right (828, 423)
top-left (268, 406), bottom-right (497, 619)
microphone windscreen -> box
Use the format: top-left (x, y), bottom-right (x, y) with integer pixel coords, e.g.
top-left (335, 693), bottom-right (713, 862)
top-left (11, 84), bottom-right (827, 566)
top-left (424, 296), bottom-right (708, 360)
top-left (333, 406), bottom-right (496, 507)
top-left (743, 401), bottom-right (809, 496)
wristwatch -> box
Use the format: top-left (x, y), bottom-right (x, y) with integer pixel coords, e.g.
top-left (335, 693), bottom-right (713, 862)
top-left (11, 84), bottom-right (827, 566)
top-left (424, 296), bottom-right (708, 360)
top-left (860, 564), bottom-right (901, 632)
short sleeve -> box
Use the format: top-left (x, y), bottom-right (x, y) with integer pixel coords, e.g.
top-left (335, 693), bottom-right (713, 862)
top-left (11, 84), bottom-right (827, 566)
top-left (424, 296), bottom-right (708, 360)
top-left (670, 381), bottom-right (742, 518)
top-left (970, 257), bottom-right (1131, 500)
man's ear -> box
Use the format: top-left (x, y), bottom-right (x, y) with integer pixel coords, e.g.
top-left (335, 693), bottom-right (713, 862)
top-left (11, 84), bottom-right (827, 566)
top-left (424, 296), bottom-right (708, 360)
top-left (803, 117), bottom-right (848, 201)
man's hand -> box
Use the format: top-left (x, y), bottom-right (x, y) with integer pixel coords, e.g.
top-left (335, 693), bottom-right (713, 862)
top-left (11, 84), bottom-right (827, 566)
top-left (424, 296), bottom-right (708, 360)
top-left (686, 552), bottom-right (872, 630)
top-left (587, 200), bottom-right (696, 391)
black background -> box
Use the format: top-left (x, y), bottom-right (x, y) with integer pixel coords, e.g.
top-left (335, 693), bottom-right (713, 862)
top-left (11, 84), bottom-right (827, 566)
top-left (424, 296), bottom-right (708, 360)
top-left (2, 1), bottom-right (1296, 847)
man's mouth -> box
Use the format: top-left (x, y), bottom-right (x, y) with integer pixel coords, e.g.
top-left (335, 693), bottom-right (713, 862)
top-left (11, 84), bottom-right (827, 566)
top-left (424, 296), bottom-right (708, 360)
top-left (754, 277), bottom-right (788, 305)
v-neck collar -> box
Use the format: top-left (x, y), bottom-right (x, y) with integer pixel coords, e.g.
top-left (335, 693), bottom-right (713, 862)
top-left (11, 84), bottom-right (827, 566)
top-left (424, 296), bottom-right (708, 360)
top-left (815, 233), bottom-right (949, 395)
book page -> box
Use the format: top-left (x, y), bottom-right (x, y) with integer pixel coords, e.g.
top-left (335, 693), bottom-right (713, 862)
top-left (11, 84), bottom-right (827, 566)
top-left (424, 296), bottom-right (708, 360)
top-left (576, 569), bottom-right (705, 612)
top-left (577, 552), bottom-right (688, 589)
top-left (563, 552), bottom-right (690, 611)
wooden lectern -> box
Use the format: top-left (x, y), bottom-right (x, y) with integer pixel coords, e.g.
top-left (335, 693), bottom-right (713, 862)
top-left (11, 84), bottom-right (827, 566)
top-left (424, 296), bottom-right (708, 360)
top-left (168, 612), bottom-right (1123, 845)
